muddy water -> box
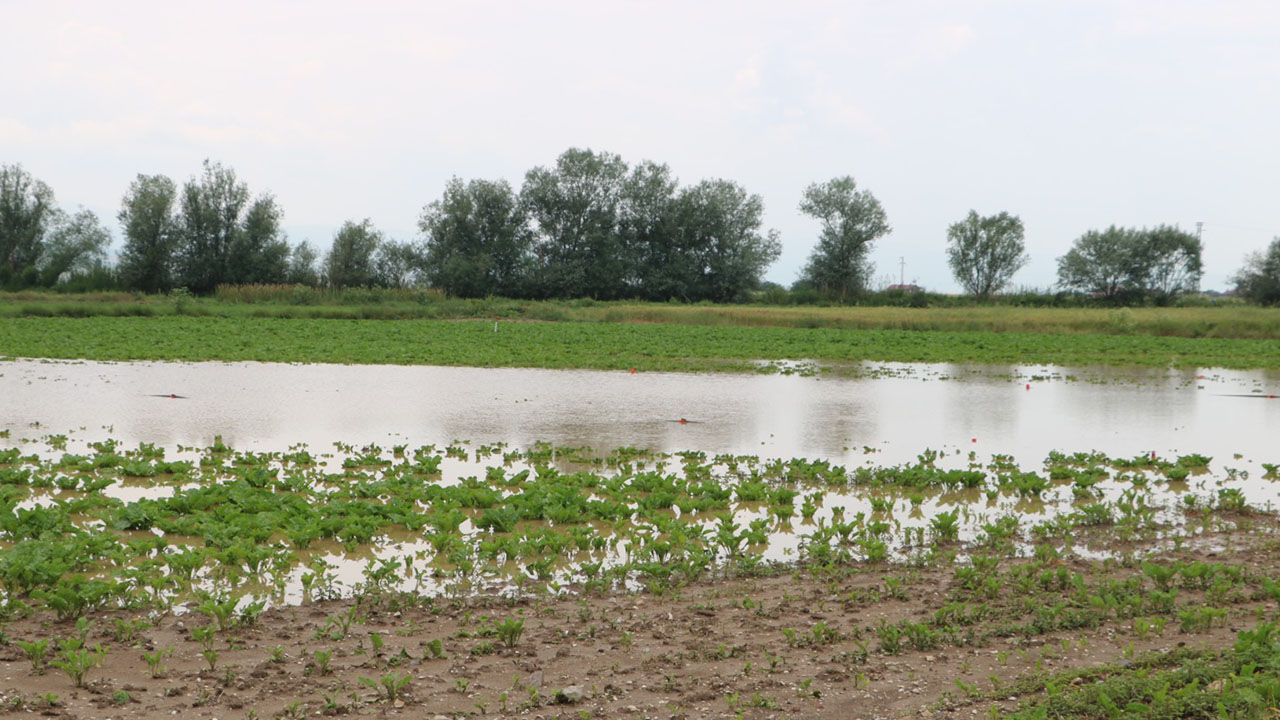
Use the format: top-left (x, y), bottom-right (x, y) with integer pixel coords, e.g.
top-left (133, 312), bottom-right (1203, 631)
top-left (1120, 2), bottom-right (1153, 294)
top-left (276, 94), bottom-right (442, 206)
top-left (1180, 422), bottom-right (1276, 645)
top-left (4, 357), bottom-right (1280, 601)
top-left (2, 358), bottom-right (1278, 466)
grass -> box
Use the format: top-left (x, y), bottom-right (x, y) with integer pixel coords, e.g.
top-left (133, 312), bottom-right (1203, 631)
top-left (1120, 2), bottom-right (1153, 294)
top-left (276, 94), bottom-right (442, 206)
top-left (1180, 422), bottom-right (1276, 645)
top-left (4, 288), bottom-right (1280, 338)
top-left (2, 314), bottom-right (1280, 370)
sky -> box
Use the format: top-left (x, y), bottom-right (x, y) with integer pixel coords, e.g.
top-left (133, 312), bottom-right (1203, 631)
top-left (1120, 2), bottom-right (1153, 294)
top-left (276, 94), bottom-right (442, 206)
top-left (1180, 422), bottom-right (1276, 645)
top-left (2, 1), bottom-right (1278, 292)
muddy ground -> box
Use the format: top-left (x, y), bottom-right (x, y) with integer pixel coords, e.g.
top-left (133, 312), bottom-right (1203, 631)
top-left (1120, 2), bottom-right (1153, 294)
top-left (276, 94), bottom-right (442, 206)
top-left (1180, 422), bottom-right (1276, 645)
top-left (1, 517), bottom-right (1276, 720)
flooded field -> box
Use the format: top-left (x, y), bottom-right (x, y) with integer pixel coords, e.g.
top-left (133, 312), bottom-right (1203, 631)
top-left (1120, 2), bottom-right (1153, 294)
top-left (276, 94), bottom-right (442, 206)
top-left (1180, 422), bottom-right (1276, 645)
top-left (3, 357), bottom-right (1280, 719)
top-left (3, 358), bottom-right (1279, 464)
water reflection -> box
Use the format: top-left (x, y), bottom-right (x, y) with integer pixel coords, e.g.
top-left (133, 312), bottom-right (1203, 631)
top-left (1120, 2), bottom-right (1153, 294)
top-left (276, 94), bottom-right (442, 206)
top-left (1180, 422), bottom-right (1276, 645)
top-left (1, 358), bottom-right (1278, 466)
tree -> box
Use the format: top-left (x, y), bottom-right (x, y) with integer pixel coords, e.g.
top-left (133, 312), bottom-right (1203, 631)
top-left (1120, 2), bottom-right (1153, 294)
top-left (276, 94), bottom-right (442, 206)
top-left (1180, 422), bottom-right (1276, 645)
top-left (323, 219), bottom-right (382, 288)
top-left (118, 174), bottom-right (179, 293)
top-left (172, 160), bottom-right (289, 292)
top-left (798, 176), bottom-right (889, 301)
top-left (0, 164), bottom-right (57, 285)
top-left (1057, 225), bottom-right (1202, 301)
top-left (373, 240), bottom-right (424, 288)
top-left (673, 179), bottom-right (780, 302)
top-left (175, 160), bottom-right (250, 293)
top-left (522, 148), bottom-right (628, 299)
top-left (1232, 237), bottom-right (1280, 305)
top-left (38, 208), bottom-right (111, 286)
top-left (227, 195), bottom-right (289, 285)
top-left (1056, 226), bottom-right (1141, 299)
top-left (618, 161), bottom-right (681, 300)
top-left (945, 211), bottom-right (1028, 298)
top-left (1137, 225), bottom-right (1202, 299)
top-left (286, 240), bottom-right (320, 286)
top-left (420, 177), bottom-right (532, 297)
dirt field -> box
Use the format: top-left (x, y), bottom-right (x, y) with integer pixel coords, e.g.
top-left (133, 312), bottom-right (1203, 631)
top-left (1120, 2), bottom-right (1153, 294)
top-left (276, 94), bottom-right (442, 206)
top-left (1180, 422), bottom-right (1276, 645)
top-left (1, 515), bottom-right (1275, 720)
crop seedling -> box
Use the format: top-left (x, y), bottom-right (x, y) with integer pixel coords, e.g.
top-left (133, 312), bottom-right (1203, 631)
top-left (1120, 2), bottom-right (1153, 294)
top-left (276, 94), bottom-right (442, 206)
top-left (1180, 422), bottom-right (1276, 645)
top-left (359, 672), bottom-right (411, 703)
top-left (143, 646), bottom-right (173, 678)
top-left (50, 638), bottom-right (106, 688)
top-left (312, 648), bottom-right (334, 675)
top-left (424, 638), bottom-right (446, 658)
top-left (17, 638), bottom-right (52, 674)
top-left (191, 625), bottom-right (219, 670)
top-left (497, 616), bottom-right (525, 648)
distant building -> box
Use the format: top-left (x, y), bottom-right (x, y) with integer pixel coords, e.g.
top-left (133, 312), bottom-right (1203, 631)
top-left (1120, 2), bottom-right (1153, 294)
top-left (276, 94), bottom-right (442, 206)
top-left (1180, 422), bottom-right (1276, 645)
top-left (886, 284), bottom-right (923, 292)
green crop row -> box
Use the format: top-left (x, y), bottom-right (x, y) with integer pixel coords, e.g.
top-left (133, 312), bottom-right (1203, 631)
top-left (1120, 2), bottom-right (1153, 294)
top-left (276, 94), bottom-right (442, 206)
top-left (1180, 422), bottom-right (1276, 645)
top-left (3, 315), bottom-right (1280, 370)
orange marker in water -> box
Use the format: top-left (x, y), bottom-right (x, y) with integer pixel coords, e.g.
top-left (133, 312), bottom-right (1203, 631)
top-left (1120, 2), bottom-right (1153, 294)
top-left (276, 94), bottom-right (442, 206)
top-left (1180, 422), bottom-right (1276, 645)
top-left (678, 418), bottom-right (688, 424)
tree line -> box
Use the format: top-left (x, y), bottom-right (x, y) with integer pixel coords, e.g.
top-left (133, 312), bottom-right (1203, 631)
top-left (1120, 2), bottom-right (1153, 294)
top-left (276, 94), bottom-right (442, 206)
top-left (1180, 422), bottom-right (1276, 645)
top-left (2, 152), bottom-right (1276, 304)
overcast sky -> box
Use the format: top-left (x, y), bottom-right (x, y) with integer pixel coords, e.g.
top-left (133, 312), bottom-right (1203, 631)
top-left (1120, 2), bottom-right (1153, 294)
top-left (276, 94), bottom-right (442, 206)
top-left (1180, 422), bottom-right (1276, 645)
top-left (3, 1), bottom-right (1278, 291)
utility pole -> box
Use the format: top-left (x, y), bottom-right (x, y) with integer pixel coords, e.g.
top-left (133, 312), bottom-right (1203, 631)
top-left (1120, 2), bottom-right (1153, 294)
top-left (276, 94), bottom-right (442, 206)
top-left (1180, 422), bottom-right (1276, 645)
top-left (899, 257), bottom-right (905, 287)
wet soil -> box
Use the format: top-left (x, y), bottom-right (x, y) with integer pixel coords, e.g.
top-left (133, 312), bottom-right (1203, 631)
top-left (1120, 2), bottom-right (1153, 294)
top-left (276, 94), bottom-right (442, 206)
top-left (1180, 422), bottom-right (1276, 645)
top-left (2, 516), bottom-right (1277, 720)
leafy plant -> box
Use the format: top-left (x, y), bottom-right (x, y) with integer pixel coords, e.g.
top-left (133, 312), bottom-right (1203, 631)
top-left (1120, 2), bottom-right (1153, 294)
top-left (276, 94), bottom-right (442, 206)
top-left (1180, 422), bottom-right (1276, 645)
top-left (496, 617), bottom-right (525, 649)
top-left (50, 638), bottom-right (106, 687)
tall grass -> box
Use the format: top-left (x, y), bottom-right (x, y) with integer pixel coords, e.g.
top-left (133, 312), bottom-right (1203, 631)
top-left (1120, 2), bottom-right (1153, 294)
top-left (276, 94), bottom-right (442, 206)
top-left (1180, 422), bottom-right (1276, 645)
top-left (2, 287), bottom-right (1279, 339)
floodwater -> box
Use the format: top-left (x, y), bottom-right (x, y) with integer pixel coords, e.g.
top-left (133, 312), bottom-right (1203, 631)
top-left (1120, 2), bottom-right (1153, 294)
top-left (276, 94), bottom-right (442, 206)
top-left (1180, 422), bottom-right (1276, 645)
top-left (2, 357), bottom-right (1278, 466)
top-left (4, 356), bottom-right (1280, 601)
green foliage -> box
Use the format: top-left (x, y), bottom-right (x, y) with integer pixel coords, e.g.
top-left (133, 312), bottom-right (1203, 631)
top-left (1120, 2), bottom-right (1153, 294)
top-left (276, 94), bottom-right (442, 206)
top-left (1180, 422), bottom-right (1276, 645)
top-left (522, 148), bottom-right (629, 299)
top-left (1233, 237), bottom-right (1280, 306)
top-left (421, 177), bottom-right (531, 298)
top-left (176, 160), bottom-right (288, 293)
top-left (797, 175), bottom-right (888, 301)
top-left (360, 671), bottom-right (409, 702)
top-left (1057, 224), bottom-right (1202, 302)
top-left (0, 164), bottom-right (58, 287)
top-left (17, 637), bottom-right (52, 673)
top-left (118, 174), bottom-right (179, 293)
top-left (143, 646), bottom-right (172, 678)
top-left (520, 148), bottom-right (779, 302)
top-left (50, 638), bottom-right (106, 687)
top-left (323, 219), bottom-right (384, 289)
top-left (496, 617), bottom-right (525, 649)
top-left (946, 210), bottom-right (1028, 298)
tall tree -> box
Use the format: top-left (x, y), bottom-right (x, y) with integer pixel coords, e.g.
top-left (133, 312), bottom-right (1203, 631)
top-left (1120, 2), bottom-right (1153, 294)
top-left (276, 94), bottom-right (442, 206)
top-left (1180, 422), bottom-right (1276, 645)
top-left (38, 208), bottom-right (111, 286)
top-left (373, 239), bottom-right (424, 288)
top-left (0, 164), bottom-right (57, 285)
top-left (945, 211), bottom-right (1028, 298)
top-left (619, 161), bottom-right (681, 300)
top-left (118, 174), bottom-right (179, 293)
top-left (1137, 225), bottom-right (1202, 299)
top-left (323, 219), bottom-right (382, 288)
top-left (227, 194), bottom-right (289, 284)
top-left (674, 180), bottom-right (780, 302)
top-left (420, 177), bottom-right (532, 297)
top-left (1056, 226), bottom-right (1141, 299)
top-left (798, 176), bottom-right (889, 301)
top-left (522, 148), bottom-right (628, 299)
top-left (175, 160), bottom-right (250, 293)
top-left (1057, 225), bottom-right (1202, 301)
top-left (1232, 237), bottom-right (1280, 305)
top-left (286, 240), bottom-right (320, 286)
